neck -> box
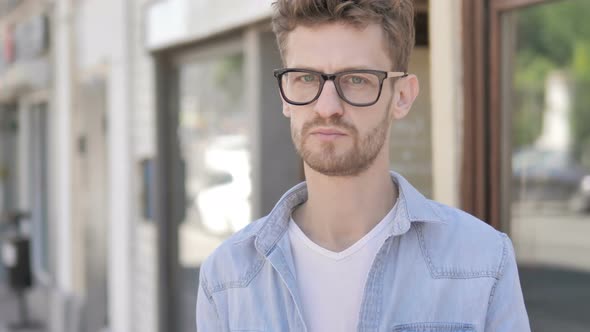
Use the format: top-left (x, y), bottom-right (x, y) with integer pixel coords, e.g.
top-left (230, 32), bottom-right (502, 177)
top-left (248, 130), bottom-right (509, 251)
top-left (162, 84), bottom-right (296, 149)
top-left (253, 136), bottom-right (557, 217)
top-left (292, 156), bottom-right (398, 252)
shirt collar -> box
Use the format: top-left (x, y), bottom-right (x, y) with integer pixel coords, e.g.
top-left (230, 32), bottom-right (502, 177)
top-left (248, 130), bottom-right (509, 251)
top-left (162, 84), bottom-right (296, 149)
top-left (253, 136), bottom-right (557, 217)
top-left (254, 170), bottom-right (448, 257)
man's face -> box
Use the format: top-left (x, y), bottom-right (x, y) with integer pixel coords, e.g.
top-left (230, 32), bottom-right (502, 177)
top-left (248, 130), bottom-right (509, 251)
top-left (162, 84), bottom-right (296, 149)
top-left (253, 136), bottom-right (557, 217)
top-left (281, 23), bottom-right (407, 177)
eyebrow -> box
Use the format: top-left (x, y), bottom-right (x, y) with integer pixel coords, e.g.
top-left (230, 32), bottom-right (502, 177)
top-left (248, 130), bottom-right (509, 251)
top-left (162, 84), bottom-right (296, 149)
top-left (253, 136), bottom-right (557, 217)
top-left (288, 65), bottom-right (381, 73)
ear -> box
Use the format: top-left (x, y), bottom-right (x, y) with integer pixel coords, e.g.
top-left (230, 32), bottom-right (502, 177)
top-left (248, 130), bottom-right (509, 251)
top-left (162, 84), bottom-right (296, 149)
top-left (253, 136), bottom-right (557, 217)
top-left (391, 74), bottom-right (419, 120)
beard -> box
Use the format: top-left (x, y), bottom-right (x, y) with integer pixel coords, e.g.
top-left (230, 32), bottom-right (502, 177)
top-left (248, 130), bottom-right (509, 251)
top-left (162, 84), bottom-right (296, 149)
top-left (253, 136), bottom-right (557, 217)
top-left (291, 108), bottom-right (390, 177)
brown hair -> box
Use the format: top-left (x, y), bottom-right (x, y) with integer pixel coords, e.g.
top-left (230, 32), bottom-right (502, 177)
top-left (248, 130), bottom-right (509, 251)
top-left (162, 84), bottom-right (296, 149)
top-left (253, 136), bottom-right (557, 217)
top-left (271, 0), bottom-right (415, 71)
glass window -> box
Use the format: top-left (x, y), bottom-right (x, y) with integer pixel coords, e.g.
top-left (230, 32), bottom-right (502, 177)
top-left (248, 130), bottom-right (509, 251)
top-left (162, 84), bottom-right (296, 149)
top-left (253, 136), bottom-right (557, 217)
top-left (30, 103), bottom-right (51, 277)
top-left (0, 105), bottom-right (18, 216)
top-left (176, 50), bottom-right (249, 332)
top-left (501, 1), bottom-right (590, 330)
top-left (0, 104), bottom-right (19, 281)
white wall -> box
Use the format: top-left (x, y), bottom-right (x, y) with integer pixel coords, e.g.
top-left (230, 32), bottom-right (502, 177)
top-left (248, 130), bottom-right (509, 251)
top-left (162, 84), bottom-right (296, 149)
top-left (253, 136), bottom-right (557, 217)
top-left (429, 0), bottom-right (463, 207)
top-left (130, 0), bottom-right (159, 331)
top-left (146, 0), bottom-right (273, 50)
top-left (51, 1), bottom-right (75, 331)
top-left (75, 0), bottom-right (133, 331)
top-left (54, 0), bottom-right (74, 300)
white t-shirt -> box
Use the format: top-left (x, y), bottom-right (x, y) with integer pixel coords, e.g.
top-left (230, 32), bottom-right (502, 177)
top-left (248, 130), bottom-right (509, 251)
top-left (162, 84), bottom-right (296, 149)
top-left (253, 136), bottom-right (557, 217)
top-left (288, 200), bottom-right (399, 332)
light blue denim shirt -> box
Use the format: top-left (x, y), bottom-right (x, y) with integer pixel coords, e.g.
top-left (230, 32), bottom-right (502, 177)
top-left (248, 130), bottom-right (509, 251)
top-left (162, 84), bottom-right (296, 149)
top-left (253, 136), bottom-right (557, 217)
top-left (196, 171), bottom-right (531, 332)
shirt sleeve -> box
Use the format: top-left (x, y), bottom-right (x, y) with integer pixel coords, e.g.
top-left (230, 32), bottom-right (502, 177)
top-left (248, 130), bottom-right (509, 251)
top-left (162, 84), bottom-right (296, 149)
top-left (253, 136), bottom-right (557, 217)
top-left (196, 267), bottom-right (222, 332)
top-left (484, 233), bottom-right (531, 332)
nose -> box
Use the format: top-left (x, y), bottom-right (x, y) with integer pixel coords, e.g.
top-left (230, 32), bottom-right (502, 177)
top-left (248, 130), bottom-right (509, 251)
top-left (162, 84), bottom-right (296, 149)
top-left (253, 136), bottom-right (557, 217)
top-left (313, 80), bottom-right (344, 118)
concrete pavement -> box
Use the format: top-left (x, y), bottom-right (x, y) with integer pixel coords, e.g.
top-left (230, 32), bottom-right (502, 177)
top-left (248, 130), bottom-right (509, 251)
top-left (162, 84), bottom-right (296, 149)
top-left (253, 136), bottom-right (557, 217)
top-left (520, 265), bottom-right (590, 332)
top-left (0, 285), bottom-right (47, 332)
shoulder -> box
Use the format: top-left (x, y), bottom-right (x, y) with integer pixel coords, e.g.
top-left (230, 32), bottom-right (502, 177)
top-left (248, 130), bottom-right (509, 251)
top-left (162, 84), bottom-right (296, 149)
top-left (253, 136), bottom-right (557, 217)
top-left (413, 200), bottom-right (511, 280)
top-left (198, 217), bottom-right (268, 294)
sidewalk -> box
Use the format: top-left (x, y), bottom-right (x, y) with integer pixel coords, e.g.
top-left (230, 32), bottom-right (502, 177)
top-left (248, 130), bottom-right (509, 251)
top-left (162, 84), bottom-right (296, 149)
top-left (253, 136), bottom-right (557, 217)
top-left (0, 285), bottom-right (48, 332)
top-left (520, 265), bottom-right (590, 332)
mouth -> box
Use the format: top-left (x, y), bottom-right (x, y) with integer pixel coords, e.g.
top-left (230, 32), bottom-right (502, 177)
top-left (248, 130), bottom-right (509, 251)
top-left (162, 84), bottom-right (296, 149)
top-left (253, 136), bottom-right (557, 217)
top-left (308, 127), bottom-right (348, 141)
top-left (310, 127), bottom-right (347, 136)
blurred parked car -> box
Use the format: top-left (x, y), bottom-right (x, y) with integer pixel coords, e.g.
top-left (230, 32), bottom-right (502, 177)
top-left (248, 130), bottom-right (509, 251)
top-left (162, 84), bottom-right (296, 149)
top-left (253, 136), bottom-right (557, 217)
top-left (569, 175), bottom-right (590, 213)
top-left (512, 147), bottom-right (590, 213)
top-left (195, 135), bottom-right (252, 235)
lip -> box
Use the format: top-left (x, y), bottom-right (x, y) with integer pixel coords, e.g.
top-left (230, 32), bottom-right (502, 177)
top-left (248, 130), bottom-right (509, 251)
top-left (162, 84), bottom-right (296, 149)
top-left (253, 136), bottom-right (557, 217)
top-left (310, 127), bottom-right (347, 136)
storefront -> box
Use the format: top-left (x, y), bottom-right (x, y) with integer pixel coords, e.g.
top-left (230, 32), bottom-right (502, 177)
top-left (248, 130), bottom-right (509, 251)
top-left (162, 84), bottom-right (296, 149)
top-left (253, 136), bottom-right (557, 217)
top-left (0, 2), bottom-right (53, 288)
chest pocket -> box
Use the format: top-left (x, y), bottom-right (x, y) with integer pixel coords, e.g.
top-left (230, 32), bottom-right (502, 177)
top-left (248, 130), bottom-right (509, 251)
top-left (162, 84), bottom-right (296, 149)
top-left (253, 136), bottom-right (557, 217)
top-left (393, 322), bottom-right (476, 332)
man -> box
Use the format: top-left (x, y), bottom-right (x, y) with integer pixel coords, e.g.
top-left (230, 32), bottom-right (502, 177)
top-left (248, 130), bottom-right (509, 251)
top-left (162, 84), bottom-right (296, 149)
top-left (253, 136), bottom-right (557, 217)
top-left (197, 0), bottom-right (531, 331)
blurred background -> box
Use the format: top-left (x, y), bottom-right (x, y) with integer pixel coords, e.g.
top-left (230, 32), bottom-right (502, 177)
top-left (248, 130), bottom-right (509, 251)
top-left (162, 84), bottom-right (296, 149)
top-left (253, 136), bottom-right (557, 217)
top-left (0, 0), bottom-right (588, 331)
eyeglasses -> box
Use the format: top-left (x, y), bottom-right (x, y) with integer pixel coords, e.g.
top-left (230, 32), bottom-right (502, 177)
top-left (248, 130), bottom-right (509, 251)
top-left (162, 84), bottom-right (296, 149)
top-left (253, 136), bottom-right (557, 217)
top-left (273, 68), bottom-right (408, 107)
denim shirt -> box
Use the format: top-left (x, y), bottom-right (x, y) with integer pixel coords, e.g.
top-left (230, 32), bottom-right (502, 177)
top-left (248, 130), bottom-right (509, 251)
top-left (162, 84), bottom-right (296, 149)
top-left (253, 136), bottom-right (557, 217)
top-left (196, 171), bottom-right (531, 332)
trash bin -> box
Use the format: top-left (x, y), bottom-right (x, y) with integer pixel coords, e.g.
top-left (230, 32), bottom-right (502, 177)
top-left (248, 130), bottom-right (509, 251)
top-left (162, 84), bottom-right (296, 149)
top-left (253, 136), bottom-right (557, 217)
top-left (2, 236), bottom-right (33, 290)
top-left (0, 211), bottom-right (42, 329)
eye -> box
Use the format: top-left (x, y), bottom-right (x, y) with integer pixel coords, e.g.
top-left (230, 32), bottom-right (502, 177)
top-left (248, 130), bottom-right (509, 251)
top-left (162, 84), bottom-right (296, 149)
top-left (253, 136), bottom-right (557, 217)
top-left (342, 75), bottom-right (368, 85)
top-left (350, 76), bottom-right (365, 84)
top-left (301, 74), bottom-right (316, 83)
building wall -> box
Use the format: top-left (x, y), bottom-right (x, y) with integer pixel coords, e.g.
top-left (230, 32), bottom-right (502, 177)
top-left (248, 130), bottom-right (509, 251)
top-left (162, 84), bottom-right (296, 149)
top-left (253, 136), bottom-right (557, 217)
top-left (130, 0), bottom-right (159, 331)
top-left (0, 0), bottom-right (52, 270)
top-left (73, 0), bottom-right (133, 331)
top-left (52, 1), bottom-right (76, 330)
top-left (391, 46), bottom-right (434, 197)
top-left (429, 0), bottom-right (463, 207)
top-left (0, 0), bottom-right (58, 328)
top-left (145, 0), bottom-right (273, 51)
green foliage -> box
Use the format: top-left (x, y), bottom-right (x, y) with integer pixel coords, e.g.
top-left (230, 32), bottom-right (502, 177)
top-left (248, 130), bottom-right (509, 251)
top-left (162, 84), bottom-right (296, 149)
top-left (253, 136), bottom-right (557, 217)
top-left (571, 42), bottom-right (590, 166)
top-left (214, 53), bottom-right (244, 88)
top-left (572, 41), bottom-right (590, 75)
top-left (213, 53), bottom-right (245, 110)
top-left (512, 54), bottom-right (552, 148)
top-left (516, 0), bottom-right (590, 67)
top-left (511, 0), bottom-right (590, 158)
top-left (512, 97), bottom-right (544, 148)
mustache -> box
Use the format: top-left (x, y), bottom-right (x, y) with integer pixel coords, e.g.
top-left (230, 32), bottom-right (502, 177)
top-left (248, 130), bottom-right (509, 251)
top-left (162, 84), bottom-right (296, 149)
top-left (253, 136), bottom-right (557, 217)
top-left (301, 116), bottom-right (358, 137)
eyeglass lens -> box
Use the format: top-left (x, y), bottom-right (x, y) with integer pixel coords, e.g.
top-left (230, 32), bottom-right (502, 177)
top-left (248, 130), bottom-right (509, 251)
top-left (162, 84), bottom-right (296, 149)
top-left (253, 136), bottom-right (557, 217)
top-left (280, 70), bottom-right (381, 105)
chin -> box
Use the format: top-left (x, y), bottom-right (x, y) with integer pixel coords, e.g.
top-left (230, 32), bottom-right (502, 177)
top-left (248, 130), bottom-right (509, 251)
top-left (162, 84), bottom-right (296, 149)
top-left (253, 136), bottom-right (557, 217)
top-left (307, 163), bottom-right (371, 178)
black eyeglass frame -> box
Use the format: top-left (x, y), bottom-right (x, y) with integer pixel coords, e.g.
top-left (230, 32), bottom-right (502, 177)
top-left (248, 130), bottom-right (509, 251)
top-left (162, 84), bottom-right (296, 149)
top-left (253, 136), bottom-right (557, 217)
top-left (273, 68), bottom-right (409, 107)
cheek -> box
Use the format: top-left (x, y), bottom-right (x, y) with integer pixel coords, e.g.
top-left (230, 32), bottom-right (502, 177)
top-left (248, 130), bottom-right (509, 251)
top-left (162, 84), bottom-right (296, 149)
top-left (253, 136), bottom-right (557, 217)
top-left (288, 115), bottom-right (303, 135)
top-left (355, 108), bottom-right (391, 136)
top-left (282, 103), bottom-right (291, 117)
top-left (288, 107), bottom-right (308, 127)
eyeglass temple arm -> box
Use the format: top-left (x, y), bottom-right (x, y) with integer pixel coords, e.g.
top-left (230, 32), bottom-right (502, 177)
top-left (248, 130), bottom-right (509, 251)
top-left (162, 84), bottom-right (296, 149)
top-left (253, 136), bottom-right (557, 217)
top-left (387, 72), bottom-right (408, 78)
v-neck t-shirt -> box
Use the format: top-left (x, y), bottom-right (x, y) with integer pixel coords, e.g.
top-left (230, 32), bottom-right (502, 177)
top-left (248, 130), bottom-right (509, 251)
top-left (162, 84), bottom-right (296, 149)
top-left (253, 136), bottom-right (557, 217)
top-left (288, 200), bottom-right (399, 332)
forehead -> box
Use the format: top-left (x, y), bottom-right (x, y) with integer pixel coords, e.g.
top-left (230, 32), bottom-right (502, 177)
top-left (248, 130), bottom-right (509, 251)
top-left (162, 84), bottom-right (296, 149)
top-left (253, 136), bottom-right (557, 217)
top-left (284, 22), bottom-right (392, 71)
